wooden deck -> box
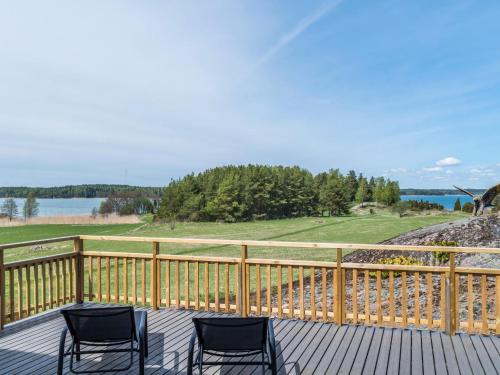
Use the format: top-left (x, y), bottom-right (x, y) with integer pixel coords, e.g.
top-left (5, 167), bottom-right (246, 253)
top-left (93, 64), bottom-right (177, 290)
top-left (0, 306), bottom-right (499, 374)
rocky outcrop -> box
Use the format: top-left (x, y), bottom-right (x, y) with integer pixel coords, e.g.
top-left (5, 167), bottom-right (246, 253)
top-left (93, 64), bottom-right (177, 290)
top-left (344, 214), bottom-right (500, 268)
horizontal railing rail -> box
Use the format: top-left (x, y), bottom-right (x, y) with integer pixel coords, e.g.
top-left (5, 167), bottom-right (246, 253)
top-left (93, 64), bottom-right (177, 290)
top-left (0, 236), bottom-right (498, 336)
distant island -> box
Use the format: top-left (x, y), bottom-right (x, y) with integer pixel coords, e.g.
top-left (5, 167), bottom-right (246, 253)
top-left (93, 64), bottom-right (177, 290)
top-left (400, 188), bottom-right (485, 196)
top-left (0, 184), bottom-right (163, 199)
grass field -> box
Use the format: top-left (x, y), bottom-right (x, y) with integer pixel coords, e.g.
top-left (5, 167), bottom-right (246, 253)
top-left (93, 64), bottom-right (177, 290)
top-left (1, 211), bottom-right (469, 317)
top-left (0, 211), bottom-right (467, 263)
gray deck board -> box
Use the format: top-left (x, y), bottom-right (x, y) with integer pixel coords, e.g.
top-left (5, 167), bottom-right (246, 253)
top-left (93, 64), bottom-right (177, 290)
top-left (0, 305), bottom-right (499, 374)
top-left (362, 327), bottom-right (384, 375)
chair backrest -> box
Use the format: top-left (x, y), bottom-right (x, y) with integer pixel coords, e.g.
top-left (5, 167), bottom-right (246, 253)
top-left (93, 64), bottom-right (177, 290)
top-left (192, 317), bottom-right (268, 351)
top-left (61, 306), bottom-right (136, 343)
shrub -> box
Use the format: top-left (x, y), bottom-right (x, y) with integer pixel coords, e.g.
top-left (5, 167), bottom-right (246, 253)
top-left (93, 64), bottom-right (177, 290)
top-left (462, 202), bottom-right (474, 213)
top-left (427, 240), bottom-right (458, 264)
top-left (372, 256), bottom-right (424, 278)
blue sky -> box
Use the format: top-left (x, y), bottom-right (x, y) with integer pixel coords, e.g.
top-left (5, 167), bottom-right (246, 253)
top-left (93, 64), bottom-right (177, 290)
top-left (0, 0), bottom-right (499, 189)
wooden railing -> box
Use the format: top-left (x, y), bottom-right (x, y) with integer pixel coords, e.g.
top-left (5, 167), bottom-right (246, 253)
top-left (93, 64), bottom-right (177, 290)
top-left (0, 235), bottom-right (499, 336)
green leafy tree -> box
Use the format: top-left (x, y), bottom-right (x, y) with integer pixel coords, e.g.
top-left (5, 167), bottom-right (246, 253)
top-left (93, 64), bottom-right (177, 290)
top-left (453, 198), bottom-right (462, 211)
top-left (319, 170), bottom-right (350, 216)
top-left (344, 170), bottom-right (359, 202)
top-left (1, 198), bottom-right (18, 221)
top-left (355, 178), bottom-right (368, 207)
top-left (374, 177), bottom-right (386, 205)
top-left (23, 192), bottom-right (39, 219)
top-left (367, 177), bottom-right (375, 202)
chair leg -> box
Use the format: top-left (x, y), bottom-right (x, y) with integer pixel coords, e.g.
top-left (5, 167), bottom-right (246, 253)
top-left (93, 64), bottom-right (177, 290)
top-left (57, 328), bottom-right (68, 375)
top-left (139, 336), bottom-right (145, 375)
top-left (261, 350), bottom-right (266, 375)
top-left (144, 314), bottom-right (149, 357)
top-left (75, 342), bottom-right (81, 361)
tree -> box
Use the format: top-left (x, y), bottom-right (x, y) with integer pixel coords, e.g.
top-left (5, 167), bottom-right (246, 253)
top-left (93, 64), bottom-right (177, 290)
top-left (355, 178), bottom-right (368, 207)
top-left (319, 170), bottom-right (350, 216)
top-left (1, 198), bottom-right (18, 221)
top-left (453, 198), bottom-right (462, 211)
top-left (367, 177), bottom-right (376, 202)
top-left (462, 202), bottom-right (474, 213)
top-left (91, 207), bottom-right (98, 218)
top-left (374, 177), bottom-right (386, 205)
top-left (23, 192), bottom-right (39, 219)
top-left (344, 170), bottom-right (359, 202)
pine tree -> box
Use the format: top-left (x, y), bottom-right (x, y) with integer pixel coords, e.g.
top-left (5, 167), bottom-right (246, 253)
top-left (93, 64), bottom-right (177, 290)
top-left (453, 198), bottom-right (462, 211)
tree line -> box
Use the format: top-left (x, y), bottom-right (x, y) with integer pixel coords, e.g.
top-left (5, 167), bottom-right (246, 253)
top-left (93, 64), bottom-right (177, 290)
top-left (155, 165), bottom-right (400, 223)
top-left (0, 184), bottom-right (163, 199)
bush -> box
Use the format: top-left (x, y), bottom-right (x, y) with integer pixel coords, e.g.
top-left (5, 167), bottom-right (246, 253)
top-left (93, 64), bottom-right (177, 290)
top-left (427, 240), bottom-right (458, 264)
top-left (372, 256), bottom-right (424, 278)
top-left (392, 201), bottom-right (411, 217)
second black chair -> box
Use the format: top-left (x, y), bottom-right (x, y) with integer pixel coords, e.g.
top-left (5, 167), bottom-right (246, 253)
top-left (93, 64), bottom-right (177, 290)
top-left (187, 317), bottom-right (277, 375)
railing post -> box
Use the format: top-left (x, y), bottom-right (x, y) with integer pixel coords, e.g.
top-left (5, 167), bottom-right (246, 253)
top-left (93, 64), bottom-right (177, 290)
top-left (0, 249), bottom-right (5, 330)
top-left (446, 252), bottom-right (456, 335)
top-left (335, 248), bottom-right (343, 325)
top-left (239, 245), bottom-right (248, 317)
top-left (152, 242), bottom-right (160, 310)
top-left (74, 238), bottom-right (84, 304)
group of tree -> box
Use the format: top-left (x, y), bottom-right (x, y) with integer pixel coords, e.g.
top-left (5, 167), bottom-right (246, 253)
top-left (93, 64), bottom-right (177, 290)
top-left (392, 199), bottom-right (444, 217)
top-left (98, 191), bottom-right (155, 215)
top-left (401, 188), bottom-right (485, 196)
top-left (406, 200), bottom-right (444, 211)
top-left (0, 184), bottom-right (162, 199)
top-left (0, 192), bottom-right (39, 221)
top-left (155, 165), bottom-right (401, 223)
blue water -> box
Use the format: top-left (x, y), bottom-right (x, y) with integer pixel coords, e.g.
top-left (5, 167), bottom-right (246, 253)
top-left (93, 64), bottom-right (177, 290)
top-left (0, 195), bottom-right (473, 217)
top-left (400, 195), bottom-right (473, 210)
top-left (0, 198), bottom-right (104, 217)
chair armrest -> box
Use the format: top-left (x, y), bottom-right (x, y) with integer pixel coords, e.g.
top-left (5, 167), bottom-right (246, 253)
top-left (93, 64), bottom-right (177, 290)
top-left (268, 320), bottom-right (276, 353)
top-left (135, 311), bottom-right (147, 339)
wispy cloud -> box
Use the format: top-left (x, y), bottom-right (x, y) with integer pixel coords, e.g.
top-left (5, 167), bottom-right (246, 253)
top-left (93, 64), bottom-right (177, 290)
top-left (387, 168), bottom-right (407, 173)
top-left (470, 168), bottom-right (495, 176)
top-left (256, 0), bottom-right (342, 66)
top-left (421, 166), bottom-right (443, 172)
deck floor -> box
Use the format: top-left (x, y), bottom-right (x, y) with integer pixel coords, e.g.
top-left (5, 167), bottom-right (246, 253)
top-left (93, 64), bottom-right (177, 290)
top-left (0, 305), bottom-right (499, 374)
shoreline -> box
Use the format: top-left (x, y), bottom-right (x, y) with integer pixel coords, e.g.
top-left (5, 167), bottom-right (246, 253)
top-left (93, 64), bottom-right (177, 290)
top-left (0, 213), bottom-right (142, 226)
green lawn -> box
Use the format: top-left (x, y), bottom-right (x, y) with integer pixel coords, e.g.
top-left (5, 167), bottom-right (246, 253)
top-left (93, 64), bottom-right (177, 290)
top-left (0, 211), bottom-right (466, 263)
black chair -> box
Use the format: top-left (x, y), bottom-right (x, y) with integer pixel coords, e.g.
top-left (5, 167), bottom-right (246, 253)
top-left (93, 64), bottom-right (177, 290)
top-left (187, 317), bottom-right (277, 375)
top-left (57, 306), bottom-right (148, 375)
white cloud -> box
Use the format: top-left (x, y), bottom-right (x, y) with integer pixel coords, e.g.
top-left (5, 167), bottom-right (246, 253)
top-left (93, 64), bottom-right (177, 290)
top-left (421, 166), bottom-right (443, 172)
top-left (436, 157), bottom-right (461, 167)
top-left (445, 170), bottom-right (454, 174)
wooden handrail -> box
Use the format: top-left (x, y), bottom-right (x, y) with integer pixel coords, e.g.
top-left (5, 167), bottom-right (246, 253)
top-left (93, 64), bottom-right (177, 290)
top-left (0, 236), bottom-right (80, 250)
top-left (77, 235), bottom-right (500, 254)
top-left (1, 234), bottom-right (498, 254)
